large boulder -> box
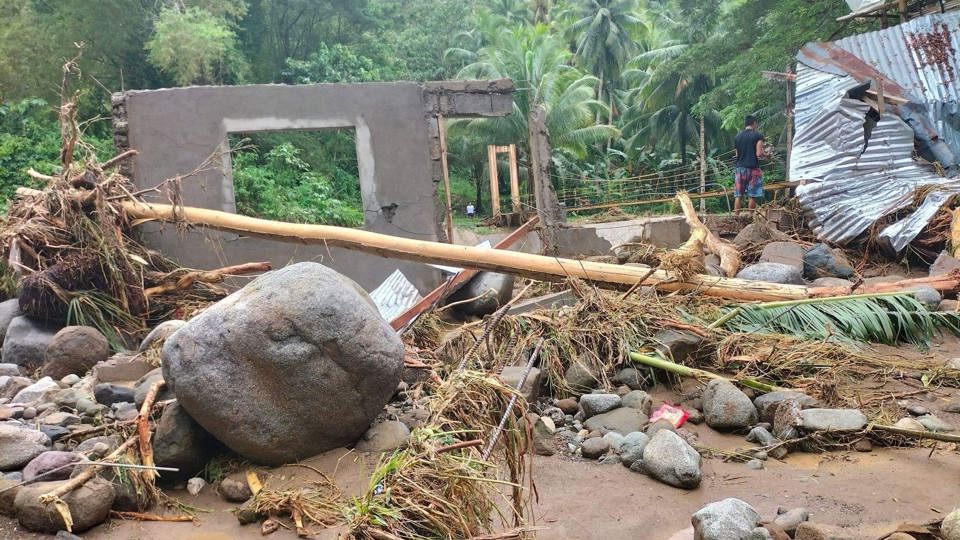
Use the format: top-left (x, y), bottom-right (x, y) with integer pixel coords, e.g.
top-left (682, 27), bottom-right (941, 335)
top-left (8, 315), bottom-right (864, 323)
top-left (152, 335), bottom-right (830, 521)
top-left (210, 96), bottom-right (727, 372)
top-left (14, 477), bottom-right (114, 533)
top-left (753, 391), bottom-right (817, 423)
top-left (702, 380), bottom-right (757, 430)
top-left (162, 262), bottom-right (405, 464)
top-left (583, 407), bottom-right (648, 435)
top-left (642, 430), bottom-right (702, 489)
top-left (0, 423), bottom-right (51, 471)
top-left (0, 299), bottom-right (22, 344)
top-left (736, 263), bottom-right (804, 285)
top-left (499, 366), bottom-right (542, 403)
top-left (2, 316), bottom-right (59, 369)
top-left (803, 243), bottom-right (855, 279)
top-left (42, 326), bottom-right (110, 380)
top-left (799, 408), bottom-right (866, 431)
top-left (153, 401), bottom-right (223, 482)
top-left (759, 242), bottom-right (805, 271)
top-left (22, 451), bottom-right (86, 482)
top-left (691, 498), bottom-right (761, 540)
top-left (579, 394), bottom-right (621, 418)
top-left (732, 223), bottom-right (791, 251)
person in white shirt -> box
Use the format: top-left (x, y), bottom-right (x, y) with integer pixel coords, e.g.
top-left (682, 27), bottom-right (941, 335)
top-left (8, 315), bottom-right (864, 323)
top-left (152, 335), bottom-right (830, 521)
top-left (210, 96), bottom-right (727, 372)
top-left (466, 203), bottom-right (475, 218)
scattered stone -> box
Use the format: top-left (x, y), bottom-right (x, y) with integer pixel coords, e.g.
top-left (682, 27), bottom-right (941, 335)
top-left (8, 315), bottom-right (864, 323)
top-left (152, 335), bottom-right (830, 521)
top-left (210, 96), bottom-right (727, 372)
top-left (745, 459), bottom-right (763, 470)
top-left (187, 477), bottom-right (206, 496)
top-left (645, 419), bottom-right (677, 437)
top-left (598, 454), bottom-right (621, 465)
top-left (602, 431), bottom-right (624, 452)
top-left (93, 383), bottom-right (135, 407)
top-left (852, 439), bottom-right (872, 452)
top-left (0, 424), bottom-right (51, 470)
top-left (533, 416), bottom-right (556, 456)
top-left (621, 390), bottom-right (652, 414)
top-left (91, 353), bottom-right (155, 384)
top-left (618, 431), bottom-right (650, 468)
top-left (39, 426), bottom-right (70, 441)
top-left (760, 241), bottom-right (805, 270)
top-left (702, 380), bottom-right (758, 430)
top-left (42, 326), bottom-right (110, 380)
top-left (810, 277), bottom-right (853, 288)
top-left (41, 412), bottom-right (81, 427)
top-left (60, 374), bottom-right (80, 386)
top-left (21, 407), bottom-right (36, 420)
top-left (153, 401), bottom-right (222, 482)
top-left (917, 415), bottom-right (954, 432)
top-left (642, 430), bottom-right (701, 489)
top-left (941, 507), bottom-right (960, 540)
top-left (931, 252), bottom-right (960, 277)
top-left (14, 476), bottom-right (114, 533)
top-left (773, 508), bottom-right (809, 534)
top-left (894, 417), bottom-right (926, 431)
top-left (907, 285), bottom-right (941, 311)
top-left (0, 376), bottom-right (31, 400)
top-left (396, 406), bottom-right (429, 430)
top-left (615, 385), bottom-right (631, 397)
top-left (579, 394), bottom-right (621, 418)
top-left (133, 368), bottom-right (171, 409)
top-left (499, 366), bottom-right (542, 403)
top-left (583, 407), bottom-right (648, 435)
top-left (580, 437), bottom-right (609, 459)
top-left (884, 533), bottom-right (916, 540)
top-left (2, 316), bottom-right (58, 370)
top-left (752, 451), bottom-right (768, 461)
top-left (0, 364), bottom-right (20, 377)
top-left (76, 435), bottom-right (120, 455)
top-left (691, 498), bottom-right (760, 540)
top-left (555, 397), bottom-right (579, 415)
top-left (736, 263), bottom-right (804, 285)
top-left (542, 406), bottom-right (565, 426)
top-left (0, 299), bottom-right (22, 344)
top-left (52, 387), bottom-right (91, 409)
top-left (219, 475), bottom-right (253, 502)
top-left (564, 362), bottom-right (600, 393)
top-left (11, 376), bottom-right (59, 405)
top-left (746, 426), bottom-right (788, 460)
top-left (111, 402), bottom-right (138, 422)
top-left (733, 222), bottom-right (791, 251)
top-left (356, 420), bottom-right (410, 453)
top-left (773, 399), bottom-right (803, 440)
top-left (905, 404), bottom-right (930, 416)
top-left (686, 409), bottom-right (704, 424)
top-left (803, 243), bottom-right (855, 279)
top-left (138, 320), bottom-right (187, 352)
top-left (22, 451), bottom-right (85, 482)
top-left (799, 408), bottom-right (866, 432)
top-left (754, 391), bottom-right (818, 423)
top-left (447, 272), bottom-right (514, 316)
top-left (653, 329), bottom-right (705, 362)
top-left (613, 367), bottom-right (646, 390)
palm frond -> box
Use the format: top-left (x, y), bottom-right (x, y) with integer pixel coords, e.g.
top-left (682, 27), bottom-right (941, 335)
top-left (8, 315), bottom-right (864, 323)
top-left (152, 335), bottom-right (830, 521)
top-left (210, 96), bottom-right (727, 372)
top-left (716, 293), bottom-right (960, 346)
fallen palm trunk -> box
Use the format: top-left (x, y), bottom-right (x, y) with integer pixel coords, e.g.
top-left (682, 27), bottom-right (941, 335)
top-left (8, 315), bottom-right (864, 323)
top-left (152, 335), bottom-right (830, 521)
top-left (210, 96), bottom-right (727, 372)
top-left (675, 192), bottom-right (741, 277)
top-left (119, 199), bottom-right (808, 302)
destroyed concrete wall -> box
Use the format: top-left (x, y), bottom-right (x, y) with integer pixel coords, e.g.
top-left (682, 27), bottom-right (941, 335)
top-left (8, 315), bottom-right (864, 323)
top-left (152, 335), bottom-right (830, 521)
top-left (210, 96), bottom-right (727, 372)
top-left (112, 80), bottom-right (513, 292)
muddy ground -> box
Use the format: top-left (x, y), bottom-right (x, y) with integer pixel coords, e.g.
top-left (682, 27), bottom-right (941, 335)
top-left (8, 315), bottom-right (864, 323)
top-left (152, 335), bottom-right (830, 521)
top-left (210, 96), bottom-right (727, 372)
top-left (3, 334), bottom-right (960, 540)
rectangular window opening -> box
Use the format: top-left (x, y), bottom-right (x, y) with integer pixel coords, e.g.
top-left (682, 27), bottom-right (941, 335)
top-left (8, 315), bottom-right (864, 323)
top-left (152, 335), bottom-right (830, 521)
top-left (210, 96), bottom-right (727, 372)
top-left (228, 129), bottom-right (363, 227)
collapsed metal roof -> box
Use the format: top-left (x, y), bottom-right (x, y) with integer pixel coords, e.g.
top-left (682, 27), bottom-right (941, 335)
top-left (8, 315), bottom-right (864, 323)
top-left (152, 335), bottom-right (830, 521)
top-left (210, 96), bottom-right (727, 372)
top-left (792, 12), bottom-right (960, 252)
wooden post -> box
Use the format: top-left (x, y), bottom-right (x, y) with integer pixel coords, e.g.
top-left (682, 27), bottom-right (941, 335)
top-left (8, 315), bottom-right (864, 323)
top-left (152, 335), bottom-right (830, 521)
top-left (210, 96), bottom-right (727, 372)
top-left (508, 144), bottom-right (521, 215)
top-left (899, 0), bottom-right (908, 22)
top-left (527, 105), bottom-right (565, 254)
top-left (877, 79), bottom-right (886, 115)
top-left (487, 145), bottom-right (501, 217)
top-left (437, 115), bottom-right (455, 244)
top-left (785, 65), bottom-right (794, 189)
top-left (699, 115), bottom-right (706, 213)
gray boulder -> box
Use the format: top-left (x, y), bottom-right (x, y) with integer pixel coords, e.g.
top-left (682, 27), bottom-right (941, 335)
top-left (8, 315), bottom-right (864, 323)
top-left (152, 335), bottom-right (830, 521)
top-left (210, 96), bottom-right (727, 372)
top-left (11, 376), bottom-right (59, 405)
top-left (702, 380), bottom-right (757, 431)
top-left (908, 285), bottom-right (941, 311)
top-left (746, 426), bottom-right (787, 460)
top-left (773, 508), bottom-right (809, 534)
top-left (532, 416), bottom-right (556, 456)
top-left (499, 366), bottom-right (542, 403)
top-left (355, 420), bottom-right (410, 453)
top-left (0, 423), bottom-right (51, 470)
top-left (92, 353), bottom-right (155, 384)
top-left (736, 263), bottom-right (804, 285)
top-left (0, 376), bottom-right (31, 400)
top-left (564, 361), bottom-right (600, 393)
top-left (93, 383), bottom-right (135, 407)
top-left (942, 507), bottom-right (960, 540)
top-left (448, 272), bottom-right (514, 316)
top-left (759, 242), bottom-right (804, 271)
top-left (42, 326), bottom-right (110, 380)
top-left (2, 316), bottom-right (59, 369)
top-left (773, 399), bottom-right (803, 440)
top-left (618, 431), bottom-right (649, 468)
top-left (583, 407), bottom-right (648, 435)
top-left (133, 368), bottom-right (172, 408)
top-left (621, 390), bottom-right (652, 415)
top-left (219, 475), bottom-right (253, 503)
top-left (803, 243), bottom-right (855, 279)
top-left (14, 477), bottom-right (114, 533)
top-left (733, 223), bottom-right (791, 250)
top-left (754, 391), bottom-right (817, 423)
top-left (917, 415), bottom-right (954, 432)
top-left (76, 435), bottom-right (123, 455)
top-left (22, 451), bottom-right (85, 482)
top-left (692, 498), bottom-right (761, 540)
top-left (153, 401), bottom-right (222, 482)
top-left (0, 363), bottom-right (21, 377)
top-left (579, 394), bottom-right (621, 418)
top-left (810, 277), bottom-right (853, 288)
top-left (613, 367), bottom-right (646, 390)
top-left (931, 252), bottom-right (960, 277)
top-left (642, 430), bottom-right (701, 489)
top-left (138, 320), bottom-right (186, 352)
top-left (0, 299), bottom-right (23, 344)
top-left (653, 329), bottom-right (704, 362)
top-left (162, 262), bottom-right (405, 465)
top-left (580, 437), bottom-right (609, 459)
top-left (799, 408), bottom-right (866, 431)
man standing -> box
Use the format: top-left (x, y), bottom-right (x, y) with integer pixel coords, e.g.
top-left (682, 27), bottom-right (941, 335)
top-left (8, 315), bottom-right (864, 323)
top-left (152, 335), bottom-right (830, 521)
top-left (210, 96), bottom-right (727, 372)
top-left (466, 202), bottom-right (475, 218)
top-left (733, 115), bottom-right (767, 213)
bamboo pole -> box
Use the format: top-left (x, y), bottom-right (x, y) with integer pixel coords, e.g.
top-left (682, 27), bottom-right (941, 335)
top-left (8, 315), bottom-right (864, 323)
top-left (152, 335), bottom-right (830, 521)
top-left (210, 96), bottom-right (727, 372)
top-left (119, 199), bottom-right (811, 302)
top-left (629, 351), bottom-right (783, 393)
top-left (438, 115), bottom-right (455, 244)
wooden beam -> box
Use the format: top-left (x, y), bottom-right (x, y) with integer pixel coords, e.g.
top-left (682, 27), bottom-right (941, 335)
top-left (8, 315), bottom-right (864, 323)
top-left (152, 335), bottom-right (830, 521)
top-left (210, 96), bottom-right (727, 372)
top-left (487, 145), bottom-right (501, 217)
top-left (761, 70), bottom-right (796, 82)
top-left (508, 144), bottom-right (521, 215)
top-left (437, 115), bottom-right (455, 244)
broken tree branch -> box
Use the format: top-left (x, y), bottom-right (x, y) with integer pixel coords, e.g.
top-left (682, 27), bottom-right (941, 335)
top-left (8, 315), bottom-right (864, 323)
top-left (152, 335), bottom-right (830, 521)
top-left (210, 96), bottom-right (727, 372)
top-left (138, 380), bottom-right (164, 485)
top-left (676, 192), bottom-right (741, 277)
top-left (868, 423), bottom-right (960, 443)
top-left (143, 262), bottom-right (272, 298)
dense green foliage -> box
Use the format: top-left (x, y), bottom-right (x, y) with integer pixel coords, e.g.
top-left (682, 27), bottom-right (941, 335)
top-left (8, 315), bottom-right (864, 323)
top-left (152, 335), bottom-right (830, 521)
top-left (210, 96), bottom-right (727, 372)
top-left (0, 0), bottom-right (876, 222)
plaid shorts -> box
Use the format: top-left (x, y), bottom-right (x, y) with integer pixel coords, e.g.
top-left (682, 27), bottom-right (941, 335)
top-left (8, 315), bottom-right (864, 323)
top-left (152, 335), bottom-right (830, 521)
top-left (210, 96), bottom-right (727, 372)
top-left (734, 167), bottom-right (764, 198)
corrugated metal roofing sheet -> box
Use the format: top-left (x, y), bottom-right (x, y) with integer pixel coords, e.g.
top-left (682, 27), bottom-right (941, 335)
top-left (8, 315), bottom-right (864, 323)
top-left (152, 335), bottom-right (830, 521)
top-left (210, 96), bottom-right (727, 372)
top-left (369, 269), bottom-right (422, 322)
top-left (792, 13), bottom-right (960, 251)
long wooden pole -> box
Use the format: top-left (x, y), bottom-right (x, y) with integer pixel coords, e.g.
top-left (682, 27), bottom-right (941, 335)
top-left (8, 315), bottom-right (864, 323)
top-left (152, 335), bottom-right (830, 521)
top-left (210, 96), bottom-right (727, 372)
top-left (120, 199), bottom-right (809, 301)
top-left (699, 115), bottom-right (706, 213)
top-left (437, 115), bottom-right (455, 244)
top-left (508, 144), bottom-right (521, 215)
top-left (487, 145), bottom-right (501, 218)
